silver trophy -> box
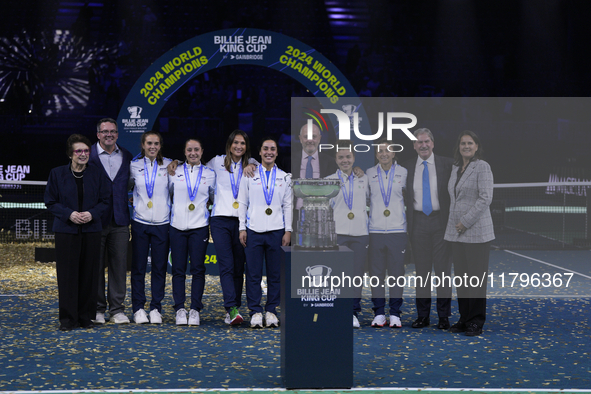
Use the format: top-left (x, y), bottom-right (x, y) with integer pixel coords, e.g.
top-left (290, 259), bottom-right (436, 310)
top-left (292, 179), bottom-right (341, 249)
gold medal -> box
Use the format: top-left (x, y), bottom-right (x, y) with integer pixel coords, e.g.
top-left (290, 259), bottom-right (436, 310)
top-left (384, 209), bottom-right (390, 217)
top-left (188, 203), bottom-right (195, 211)
top-left (147, 200), bottom-right (153, 209)
top-left (232, 201), bottom-right (239, 209)
top-left (265, 207), bottom-right (273, 215)
top-left (348, 212), bottom-right (355, 220)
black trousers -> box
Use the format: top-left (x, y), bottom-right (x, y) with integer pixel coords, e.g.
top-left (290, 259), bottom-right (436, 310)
top-left (411, 211), bottom-right (452, 318)
top-left (55, 231), bottom-right (101, 329)
top-left (451, 241), bottom-right (491, 328)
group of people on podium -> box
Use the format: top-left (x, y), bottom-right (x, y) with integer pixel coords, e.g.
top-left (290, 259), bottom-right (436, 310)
top-left (45, 118), bottom-right (293, 330)
top-left (45, 117), bottom-right (493, 336)
top-left (297, 124), bottom-right (494, 337)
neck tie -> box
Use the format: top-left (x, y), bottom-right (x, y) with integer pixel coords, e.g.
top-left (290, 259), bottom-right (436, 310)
top-left (306, 156), bottom-right (313, 179)
top-left (422, 161), bottom-right (432, 216)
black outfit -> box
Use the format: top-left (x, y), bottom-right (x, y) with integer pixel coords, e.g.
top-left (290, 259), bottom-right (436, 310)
top-left (450, 241), bottom-right (491, 330)
top-left (45, 163), bottom-right (110, 330)
top-left (402, 154), bottom-right (453, 320)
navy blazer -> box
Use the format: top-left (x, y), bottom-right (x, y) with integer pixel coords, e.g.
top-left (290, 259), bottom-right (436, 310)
top-left (89, 143), bottom-right (133, 227)
top-left (291, 148), bottom-right (338, 178)
top-left (44, 163), bottom-right (110, 234)
top-left (402, 154), bottom-right (453, 236)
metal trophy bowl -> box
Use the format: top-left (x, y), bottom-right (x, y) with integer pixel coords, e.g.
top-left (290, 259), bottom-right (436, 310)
top-left (292, 178), bottom-right (341, 250)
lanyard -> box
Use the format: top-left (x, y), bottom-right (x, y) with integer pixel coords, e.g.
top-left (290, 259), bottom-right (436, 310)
top-left (377, 164), bottom-right (396, 208)
top-left (183, 163), bottom-right (203, 202)
top-left (259, 164), bottom-right (276, 206)
top-left (229, 159), bottom-right (242, 200)
top-left (143, 158), bottom-right (158, 199)
top-left (337, 170), bottom-right (354, 211)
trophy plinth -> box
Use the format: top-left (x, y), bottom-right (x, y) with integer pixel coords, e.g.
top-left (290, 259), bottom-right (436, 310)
top-left (292, 179), bottom-right (341, 250)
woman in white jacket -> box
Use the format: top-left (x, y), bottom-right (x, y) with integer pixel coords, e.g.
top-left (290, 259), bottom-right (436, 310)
top-left (238, 138), bottom-right (292, 329)
top-left (129, 131), bottom-right (172, 324)
top-left (169, 138), bottom-right (216, 326)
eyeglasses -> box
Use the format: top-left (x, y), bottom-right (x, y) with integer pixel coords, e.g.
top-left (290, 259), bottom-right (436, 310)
top-left (73, 149), bottom-right (90, 155)
top-left (99, 130), bottom-right (118, 134)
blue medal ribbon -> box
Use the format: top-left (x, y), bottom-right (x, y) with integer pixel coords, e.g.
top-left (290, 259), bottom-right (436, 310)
top-left (377, 164), bottom-right (396, 208)
top-left (183, 163), bottom-right (203, 202)
top-left (229, 159), bottom-right (243, 201)
top-left (259, 164), bottom-right (276, 207)
top-left (143, 157), bottom-right (158, 199)
top-left (337, 170), bottom-right (355, 211)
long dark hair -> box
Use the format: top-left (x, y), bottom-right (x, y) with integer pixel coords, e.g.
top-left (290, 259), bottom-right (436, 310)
top-left (453, 130), bottom-right (484, 166)
top-left (139, 131), bottom-right (164, 166)
top-left (224, 129), bottom-right (251, 172)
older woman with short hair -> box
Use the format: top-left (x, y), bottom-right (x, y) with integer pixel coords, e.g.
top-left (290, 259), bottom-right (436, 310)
top-left (45, 134), bottom-right (110, 331)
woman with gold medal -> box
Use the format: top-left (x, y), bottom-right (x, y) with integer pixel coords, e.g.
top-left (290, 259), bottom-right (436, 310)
top-left (169, 138), bottom-right (216, 326)
top-left (129, 131), bottom-right (172, 324)
top-left (325, 141), bottom-right (370, 328)
top-left (205, 130), bottom-right (258, 325)
top-left (167, 130), bottom-right (258, 325)
top-left (366, 137), bottom-right (408, 328)
top-left (238, 138), bottom-right (292, 329)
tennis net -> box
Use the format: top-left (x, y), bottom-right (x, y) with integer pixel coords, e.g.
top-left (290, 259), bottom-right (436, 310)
top-left (491, 181), bottom-right (591, 250)
top-left (2, 180), bottom-right (590, 249)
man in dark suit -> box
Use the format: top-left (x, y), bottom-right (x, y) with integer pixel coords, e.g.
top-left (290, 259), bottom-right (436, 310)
top-left (89, 118), bottom-right (133, 325)
top-left (402, 128), bottom-right (453, 329)
top-left (291, 123), bottom-right (338, 179)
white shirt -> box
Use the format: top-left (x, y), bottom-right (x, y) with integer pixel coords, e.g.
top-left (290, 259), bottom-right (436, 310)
top-left (412, 154), bottom-right (441, 212)
top-left (129, 157), bottom-right (172, 225)
top-left (366, 163), bottom-right (407, 233)
top-left (325, 171), bottom-right (369, 236)
top-left (238, 164), bottom-right (293, 233)
top-left (96, 142), bottom-right (123, 181)
top-left (208, 155), bottom-right (257, 218)
top-left (169, 163), bottom-right (216, 231)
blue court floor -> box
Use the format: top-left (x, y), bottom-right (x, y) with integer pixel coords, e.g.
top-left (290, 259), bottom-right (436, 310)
top-left (1, 249), bottom-right (590, 391)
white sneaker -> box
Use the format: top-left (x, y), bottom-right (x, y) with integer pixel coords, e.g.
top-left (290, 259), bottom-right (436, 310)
top-left (93, 312), bottom-right (106, 324)
top-left (265, 312), bottom-right (279, 328)
top-left (389, 315), bottom-right (402, 328)
top-left (112, 313), bottom-right (130, 324)
top-left (176, 309), bottom-right (188, 326)
top-left (149, 309), bottom-right (162, 324)
top-left (224, 313), bottom-right (231, 325)
top-left (250, 312), bottom-right (263, 328)
top-left (134, 309), bottom-right (149, 324)
top-left (371, 314), bottom-right (387, 327)
top-left (353, 315), bottom-right (360, 328)
top-left (188, 309), bottom-right (200, 326)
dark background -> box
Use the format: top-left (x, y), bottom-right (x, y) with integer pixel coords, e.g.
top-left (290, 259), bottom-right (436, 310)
top-left (1, 0), bottom-right (591, 183)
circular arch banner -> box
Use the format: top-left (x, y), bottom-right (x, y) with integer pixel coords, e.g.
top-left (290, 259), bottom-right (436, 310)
top-left (117, 27), bottom-right (357, 153)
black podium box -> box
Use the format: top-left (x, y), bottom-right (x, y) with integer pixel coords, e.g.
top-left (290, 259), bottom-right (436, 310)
top-left (280, 246), bottom-right (354, 389)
